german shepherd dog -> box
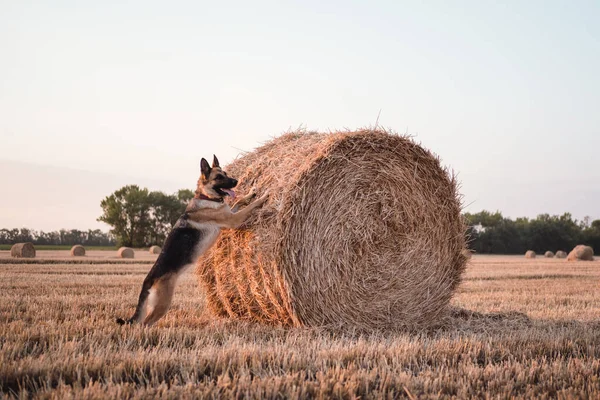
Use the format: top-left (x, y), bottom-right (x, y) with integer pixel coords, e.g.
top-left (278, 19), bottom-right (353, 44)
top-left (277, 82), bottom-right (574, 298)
top-left (116, 155), bottom-right (268, 326)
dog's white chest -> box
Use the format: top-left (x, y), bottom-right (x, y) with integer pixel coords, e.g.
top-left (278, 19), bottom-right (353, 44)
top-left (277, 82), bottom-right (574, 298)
top-left (191, 223), bottom-right (221, 259)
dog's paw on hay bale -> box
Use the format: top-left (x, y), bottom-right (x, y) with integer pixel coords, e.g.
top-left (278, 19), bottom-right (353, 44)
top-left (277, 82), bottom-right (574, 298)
top-left (525, 250), bottom-right (536, 259)
top-left (197, 129), bottom-right (468, 331)
top-left (117, 247), bottom-right (135, 259)
top-left (544, 251), bottom-right (554, 258)
top-left (567, 245), bottom-right (594, 261)
top-left (70, 245), bottom-right (86, 256)
top-left (10, 243), bottom-right (36, 258)
top-left (149, 245), bottom-right (161, 254)
top-left (555, 250), bottom-right (567, 259)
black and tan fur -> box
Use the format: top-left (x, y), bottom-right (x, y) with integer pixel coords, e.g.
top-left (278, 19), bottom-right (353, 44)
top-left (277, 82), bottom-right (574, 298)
top-left (116, 155), bottom-right (267, 326)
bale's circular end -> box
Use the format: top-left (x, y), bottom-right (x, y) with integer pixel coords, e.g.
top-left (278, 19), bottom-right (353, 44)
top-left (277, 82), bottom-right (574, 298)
top-left (149, 245), bottom-right (161, 254)
top-left (555, 250), bottom-right (567, 259)
top-left (117, 247), bottom-right (135, 259)
top-left (544, 251), bottom-right (554, 258)
top-left (567, 245), bottom-right (594, 261)
top-left (10, 243), bottom-right (36, 258)
top-left (525, 250), bottom-right (536, 259)
top-left (198, 129), bottom-right (467, 331)
top-left (70, 245), bottom-right (86, 257)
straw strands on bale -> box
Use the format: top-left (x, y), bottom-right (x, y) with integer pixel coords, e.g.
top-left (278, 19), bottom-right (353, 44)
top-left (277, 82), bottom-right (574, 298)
top-left (117, 247), bottom-right (134, 259)
top-left (149, 246), bottom-right (161, 254)
top-left (70, 245), bottom-right (86, 257)
top-left (567, 245), bottom-right (594, 261)
top-left (525, 250), bottom-right (536, 259)
top-left (10, 243), bottom-right (36, 258)
top-left (197, 129), bottom-right (468, 331)
top-left (544, 251), bottom-right (554, 258)
top-left (555, 250), bottom-right (567, 259)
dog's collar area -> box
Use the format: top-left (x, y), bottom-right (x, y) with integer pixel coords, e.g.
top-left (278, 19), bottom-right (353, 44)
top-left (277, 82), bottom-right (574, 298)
top-left (196, 193), bottom-right (224, 203)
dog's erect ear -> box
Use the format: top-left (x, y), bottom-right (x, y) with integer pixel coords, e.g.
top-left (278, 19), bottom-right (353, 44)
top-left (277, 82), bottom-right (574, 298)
top-left (212, 155), bottom-right (220, 168)
top-left (200, 158), bottom-right (211, 179)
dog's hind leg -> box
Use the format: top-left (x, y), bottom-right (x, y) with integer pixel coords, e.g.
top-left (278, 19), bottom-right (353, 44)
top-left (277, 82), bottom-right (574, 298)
top-left (117, 274), bottom-right (155, 325)
top-left (142, 274), bottom-right (177, 326)
top-left (118, 224), bottom-right (204, 326)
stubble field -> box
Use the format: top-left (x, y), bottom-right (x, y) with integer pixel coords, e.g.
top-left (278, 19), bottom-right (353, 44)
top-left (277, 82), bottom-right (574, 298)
top-left (1, 254), bottom-right (599, 399)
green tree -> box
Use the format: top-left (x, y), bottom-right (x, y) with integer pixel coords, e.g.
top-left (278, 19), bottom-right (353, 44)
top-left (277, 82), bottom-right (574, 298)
top-left (582, 220), bottom-right (600, 253)
top-left (98, 186), bottom-right (195, 248)
top-left (98, 185), bottom-right (152, 247)
top-left (471, 218), bottom-right (526, 254)
top-left (177, 189), bottom-right (195, 205)
top-left (465, 210), bottom-right (593, 255)
top-left (528, 213), bottom-right (581, 253)
top-left (147, 191), bottom-right (189, 246)
top-left (464, 210), bottom-right (504, 228)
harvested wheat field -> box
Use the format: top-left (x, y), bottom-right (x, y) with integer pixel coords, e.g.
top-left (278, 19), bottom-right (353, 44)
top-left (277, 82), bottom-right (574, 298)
top-left (2, 255), bottom-right (600, 398)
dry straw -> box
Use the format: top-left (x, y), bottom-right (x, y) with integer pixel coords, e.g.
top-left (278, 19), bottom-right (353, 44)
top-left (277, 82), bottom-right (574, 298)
top-left (117, 247), bottom-right (135, 259)
top-left (555, 250), bottom-right (567, 259)
top-left (149, 245), bottom-right (162, 254)
top-left (525, 250), bottom-right (536, 259)
top-left (70, 245), bottom-right (86, 257)
top-left (10, 243), bottom-right (36, 258)
top-left (544, 251), bottom-right (554, 258)
top-left (197, 129), bottom-right (467, 331)
top-left (567, 245), bottom-right (594, 261)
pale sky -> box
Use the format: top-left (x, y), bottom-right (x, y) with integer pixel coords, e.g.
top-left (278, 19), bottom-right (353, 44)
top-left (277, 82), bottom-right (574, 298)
top-left (1, 0), bottom-right (599, 231)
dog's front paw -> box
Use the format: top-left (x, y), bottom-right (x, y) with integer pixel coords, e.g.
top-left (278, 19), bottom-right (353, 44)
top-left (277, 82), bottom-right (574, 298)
top-left (256, 191), bottom-right (270, 205)
top-left (248, 186), bottom-right (258, 198)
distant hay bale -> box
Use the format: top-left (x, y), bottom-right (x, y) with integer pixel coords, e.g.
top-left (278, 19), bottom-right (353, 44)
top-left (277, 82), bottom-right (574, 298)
top-left (117, 247), bottom-right (134, 259)
top-left (567, 245), bottom-right (594, 261)
top-left (149, 245), bottom-right (161, 254)
top-left (544, 251), bottom-right (554, 258)
top-left (555, 250), bottom-right (567, 259)
top-left (462, 249), bottom-right (473, 259)
top-left (525, 250), bottom-right (536, 259)
top-left (10, 243), bottom-right (36, 258)
top-left (197, 129), bottom-right (467, 331)
top-left (70, 245), bottom-right (86, 257)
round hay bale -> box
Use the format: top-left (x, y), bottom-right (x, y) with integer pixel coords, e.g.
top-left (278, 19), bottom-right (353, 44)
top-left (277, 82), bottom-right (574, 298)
top-left (10, 243), bottom-right (36, 258)
top-left (117, 247), bottom-right (134, 259)
top-left (555, 250), bottom-right (567, 259)
top-left (525, 250), bottom-right (536, 259)
top-left (149, 245), bottom-right (162, 254)
top-left (197, 129), bottom-right (467, 331)
top-left (544, 251), bottom-right (554, 258)
top-left (70, 245), bottom-right (86, 257)
top-left (567, 245), bottom-right (594, 261)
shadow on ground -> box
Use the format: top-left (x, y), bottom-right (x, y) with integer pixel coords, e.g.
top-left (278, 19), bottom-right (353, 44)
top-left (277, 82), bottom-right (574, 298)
top-left (436, 306), bottom-right (600, 337)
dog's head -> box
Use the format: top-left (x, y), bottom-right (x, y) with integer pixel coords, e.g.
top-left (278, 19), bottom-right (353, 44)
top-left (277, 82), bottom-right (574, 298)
top-left (195, 155), bottom-right (238, 200)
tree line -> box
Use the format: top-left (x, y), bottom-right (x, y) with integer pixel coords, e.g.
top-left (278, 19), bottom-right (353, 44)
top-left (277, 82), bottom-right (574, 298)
top-left (3, 183), bottom-right (598, 254)
top-left (465, 211), bottom-right (600, 254)
top-left (0, 228), bottom-right (115, 246)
